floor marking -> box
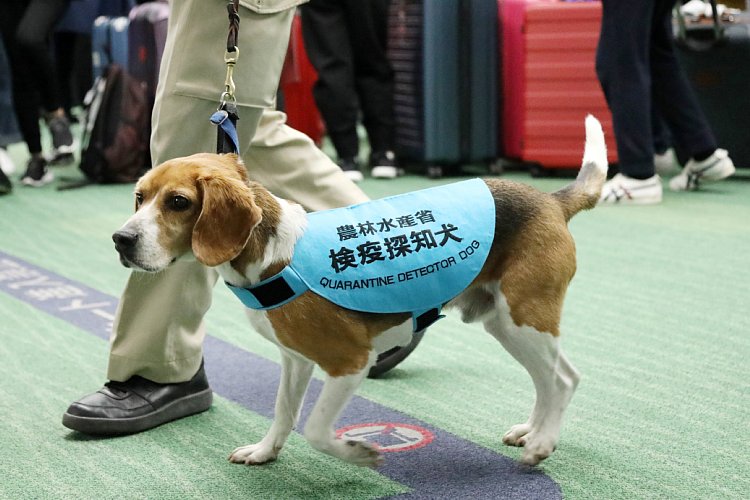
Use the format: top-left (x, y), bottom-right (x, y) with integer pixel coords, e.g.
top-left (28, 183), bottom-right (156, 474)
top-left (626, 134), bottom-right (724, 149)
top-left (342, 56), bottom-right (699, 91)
top-left (337, 423), bottom-right (434, 453)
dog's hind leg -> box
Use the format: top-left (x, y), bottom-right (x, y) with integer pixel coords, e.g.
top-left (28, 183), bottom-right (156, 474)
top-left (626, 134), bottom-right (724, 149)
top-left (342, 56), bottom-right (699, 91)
top-left (229, 350), bottom-right (314, 465)
top-left (482, 287), bottom-right (580, 466)
top-left (303, 351), bottom-right (383, 467)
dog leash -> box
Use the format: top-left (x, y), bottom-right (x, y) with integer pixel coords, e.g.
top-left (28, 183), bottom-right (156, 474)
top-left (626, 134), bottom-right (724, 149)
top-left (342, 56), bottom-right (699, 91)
top-left (211, 0), bottom-right (241, 155)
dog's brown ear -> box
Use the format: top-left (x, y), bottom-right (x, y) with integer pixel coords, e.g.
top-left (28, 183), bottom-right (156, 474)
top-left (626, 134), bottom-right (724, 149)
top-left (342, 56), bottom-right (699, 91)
top-left (219, 153), bottom-right (250, 183)
top-left (193, 175), bottom-right (262, 267)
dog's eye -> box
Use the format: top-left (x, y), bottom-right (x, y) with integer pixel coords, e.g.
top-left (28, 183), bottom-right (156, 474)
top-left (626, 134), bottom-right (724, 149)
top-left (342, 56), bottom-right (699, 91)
top-left (170, 195), bottom-right (191, 211)
top-left (135, 192), bottom-right (143, 208)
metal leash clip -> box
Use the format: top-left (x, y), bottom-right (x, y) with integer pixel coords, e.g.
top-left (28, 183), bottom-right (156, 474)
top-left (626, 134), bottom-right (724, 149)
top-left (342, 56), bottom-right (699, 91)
top-left (219, 46), bottom-right (239, 108)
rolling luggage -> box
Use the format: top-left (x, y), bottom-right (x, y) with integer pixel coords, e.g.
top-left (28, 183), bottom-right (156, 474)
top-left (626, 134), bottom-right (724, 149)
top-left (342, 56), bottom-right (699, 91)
top-left (388, 0), bottom-right (499, 178)
top-left (676, 4), bottom-right (750, 169)
top-left (499, 0), bottom-right (617, 174)
top-left (128, 1), bottom-right (170, 106)
top-left (280, 13), bottom-right (326, 146)
top-left (91, 16), bottom-right (129, 82)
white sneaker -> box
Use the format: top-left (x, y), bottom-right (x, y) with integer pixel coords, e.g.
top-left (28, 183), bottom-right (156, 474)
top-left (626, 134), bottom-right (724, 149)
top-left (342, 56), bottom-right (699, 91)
top-left (0, 147), bottom-right (15, 175)
top-left (669, 148), bottom-right (735, 191)
top-left (371, 165), bottom-right (405, 179)
top-left (598, 173), bottom-right (663, 205)
top-left (654, 148), bottom-right (680, 176)
top-left (337, 157), bottom-right (363, 183)
top-left (370, 150), bottom-right (404, 179)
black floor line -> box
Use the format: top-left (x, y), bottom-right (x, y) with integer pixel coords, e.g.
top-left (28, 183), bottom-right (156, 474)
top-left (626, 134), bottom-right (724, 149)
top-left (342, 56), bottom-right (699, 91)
top-left (0, 251), bottom-right (561, 499)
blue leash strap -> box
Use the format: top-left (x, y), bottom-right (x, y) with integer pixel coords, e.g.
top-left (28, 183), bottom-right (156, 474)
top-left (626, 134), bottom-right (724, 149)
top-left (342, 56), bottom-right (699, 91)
top-left (211, 102), bottom-right (240, 155)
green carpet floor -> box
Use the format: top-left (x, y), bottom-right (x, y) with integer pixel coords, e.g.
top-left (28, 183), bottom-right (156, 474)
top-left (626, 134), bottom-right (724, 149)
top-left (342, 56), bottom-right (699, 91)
top-left (1, 139), bottom-right (749, 499)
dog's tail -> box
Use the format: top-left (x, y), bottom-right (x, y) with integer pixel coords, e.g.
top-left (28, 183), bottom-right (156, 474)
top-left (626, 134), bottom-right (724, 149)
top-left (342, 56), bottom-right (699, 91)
top-left (552, 115), bottom-right (609, 221)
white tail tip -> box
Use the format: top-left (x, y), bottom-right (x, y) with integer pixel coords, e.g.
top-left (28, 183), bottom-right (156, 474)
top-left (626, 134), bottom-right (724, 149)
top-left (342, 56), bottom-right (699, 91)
top-left (582, 114), bottom-right (607, 173)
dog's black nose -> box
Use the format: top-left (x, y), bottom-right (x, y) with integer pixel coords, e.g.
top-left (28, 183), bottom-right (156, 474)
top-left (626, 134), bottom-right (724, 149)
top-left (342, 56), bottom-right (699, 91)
top-left (112, 230), bottom-right (138, 251)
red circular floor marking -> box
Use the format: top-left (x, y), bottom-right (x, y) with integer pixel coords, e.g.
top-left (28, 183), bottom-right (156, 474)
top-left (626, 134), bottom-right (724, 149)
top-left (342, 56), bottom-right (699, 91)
top-left (336, 422), bottom-right (434, 453)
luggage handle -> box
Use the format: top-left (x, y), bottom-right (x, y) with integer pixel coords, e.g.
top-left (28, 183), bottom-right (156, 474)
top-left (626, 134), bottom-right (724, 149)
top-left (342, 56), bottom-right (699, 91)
top-left (675, 0), bottom-right (725, 51)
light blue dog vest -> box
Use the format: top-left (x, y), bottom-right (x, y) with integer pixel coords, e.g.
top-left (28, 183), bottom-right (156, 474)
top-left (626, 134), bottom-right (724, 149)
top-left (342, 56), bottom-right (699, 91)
top-left (226, 178), bottom-right (495, 331)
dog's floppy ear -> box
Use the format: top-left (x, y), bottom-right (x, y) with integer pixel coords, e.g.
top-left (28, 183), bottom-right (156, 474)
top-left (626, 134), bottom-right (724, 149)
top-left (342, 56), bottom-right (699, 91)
top-left (193, 175), bottom-right (262, 267)
top-left (220, 153), bottom-right (250, 183)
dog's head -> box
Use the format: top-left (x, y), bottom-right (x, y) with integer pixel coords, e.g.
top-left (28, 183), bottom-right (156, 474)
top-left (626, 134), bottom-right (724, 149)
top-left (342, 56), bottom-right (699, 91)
top-left (113, 153), bottom-right (262, 272)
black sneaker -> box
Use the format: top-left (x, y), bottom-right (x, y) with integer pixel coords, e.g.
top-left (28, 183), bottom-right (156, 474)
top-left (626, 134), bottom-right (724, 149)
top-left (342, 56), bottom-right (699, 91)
top-left (338, 156), bottom-right (364, 183)
top-left (0, 167), bottom-right (11, 195)
top-left (370, 150), bottom-right (403, 179)
top-left (48, 115), bottom-right (75, 164)
top-left (21, 157), bottom-right (54, 187)
top-left (62, 361), bottom-right (213, 436)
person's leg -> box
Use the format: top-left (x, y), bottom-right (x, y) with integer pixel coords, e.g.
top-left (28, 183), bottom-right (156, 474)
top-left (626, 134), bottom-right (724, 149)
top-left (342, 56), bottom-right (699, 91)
top-left (0, 32), bottom-right (20, 188)
top-left (53, 31), bottom-right (76, 118)
top-left (109, 1), bottom-right (300, 384)
top-left (652, 110), bottom-right (681, 176)
top-left (344, 0), bottom-right (395, 159)
top-left (301, 0), bottom-right (361, 163)
top-left (4, 50), bottom-right (43, 155)
top-left (71, 33), bottom-right (93, 114)
top-left (595, 0), bottom-right (656, 180)
top-left (63, 1), bottom-right (369, 435)
top-left (63, 0), bottom-right (296, 435)
top-left (596, 0), bottom-right (663, 205)
top-left (0, 0), bottom-right (54, 185)
top-left (246, 109), bottom-right (368, 211)
top-left (0, 37), bottom-right (21, 148)
top-left (13, 0), bottom-right (69, 114)
top-left (12, 0), bottom-right (74, 169)
top-left (649, 1), bottom-right (735, 190)
top-left (650, 1), bottom-right (716, 159)
top-left (0, 0), bottom-right (43, 157)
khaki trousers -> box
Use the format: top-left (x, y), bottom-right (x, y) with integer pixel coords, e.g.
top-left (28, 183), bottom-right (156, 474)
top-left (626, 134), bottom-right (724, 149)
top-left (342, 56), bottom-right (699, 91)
top-left (107, 0), bottom-right (367, 383)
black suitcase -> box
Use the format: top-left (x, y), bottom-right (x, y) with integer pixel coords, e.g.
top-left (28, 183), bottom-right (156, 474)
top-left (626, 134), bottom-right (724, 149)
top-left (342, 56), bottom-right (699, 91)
top-left (127, 1), bottom-right (169, 106)
top-left (675, 5), bottom-right (750, 168)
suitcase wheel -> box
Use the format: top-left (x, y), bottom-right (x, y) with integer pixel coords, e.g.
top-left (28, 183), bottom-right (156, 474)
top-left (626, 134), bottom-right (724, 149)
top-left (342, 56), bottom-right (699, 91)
top-left (489, 159), bottom-right (505, 176)
top-left (528, 163), bottom-right (551, 178)
top-left (426, 166), bottom-right (444, 179)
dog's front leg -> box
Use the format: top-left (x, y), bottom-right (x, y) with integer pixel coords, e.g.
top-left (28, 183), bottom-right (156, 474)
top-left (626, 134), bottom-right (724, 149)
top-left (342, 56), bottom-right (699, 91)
top-left (303, 351), bottom-right (382, 468)
top-left (229, 350), bottom-right (314, 465)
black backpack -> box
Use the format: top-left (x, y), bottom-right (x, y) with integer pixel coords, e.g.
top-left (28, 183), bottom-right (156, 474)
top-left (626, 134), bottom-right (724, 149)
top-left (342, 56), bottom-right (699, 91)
top-left (63, 64), bottom-right (150, 188)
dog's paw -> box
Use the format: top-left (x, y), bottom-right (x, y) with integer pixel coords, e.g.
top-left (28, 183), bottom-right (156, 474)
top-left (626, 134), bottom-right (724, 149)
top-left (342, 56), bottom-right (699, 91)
top-left (228, 443), bottom-right (280, 465)
top-left (518, 433), bottom-right (557, 466)
top-left (502, 423), bottom-right (532, 447)
top-left (339, 440), bottom-right (384, 468)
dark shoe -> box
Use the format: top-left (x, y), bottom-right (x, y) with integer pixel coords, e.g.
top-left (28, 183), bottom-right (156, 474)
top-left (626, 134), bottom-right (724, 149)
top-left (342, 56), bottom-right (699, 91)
top-left (0, 167), bottom-right (11, 195)
top-left (368, 330), bottom-right (425, 378)
top-left (20, 157), bottom-right (53, 187)
top-left (62, 361), bottom-right (213, 435)
top-left (338, 156), bottom-right (363, 183)
top-left (48, 115), bottom-right (75, 164)
top-left (369, 150), bottom-right (403, 179)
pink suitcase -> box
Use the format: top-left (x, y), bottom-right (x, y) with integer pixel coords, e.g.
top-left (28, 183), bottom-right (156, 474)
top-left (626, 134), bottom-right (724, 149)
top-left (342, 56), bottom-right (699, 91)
top-left (500, 0), bottom-right (617, 172)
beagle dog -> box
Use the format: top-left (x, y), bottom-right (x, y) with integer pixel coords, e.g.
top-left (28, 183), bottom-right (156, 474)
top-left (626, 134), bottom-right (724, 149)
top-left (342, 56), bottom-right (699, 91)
top-left (113, 116), bottom-right (608, 468)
